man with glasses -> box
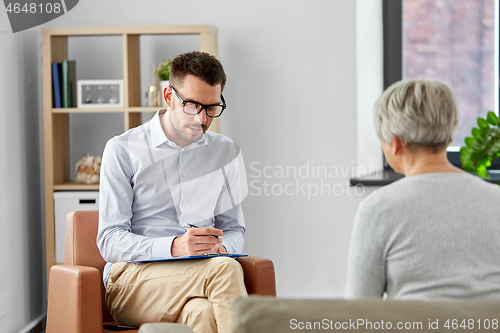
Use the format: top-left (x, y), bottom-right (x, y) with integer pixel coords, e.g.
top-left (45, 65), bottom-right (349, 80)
top-left (97, 51), bottom-right (246, 333)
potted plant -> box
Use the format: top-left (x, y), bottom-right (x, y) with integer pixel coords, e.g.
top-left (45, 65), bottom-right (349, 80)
top-left (460, 111), bottom-right (500, 178)
top-left (156, 59), bottom-right (172, 107)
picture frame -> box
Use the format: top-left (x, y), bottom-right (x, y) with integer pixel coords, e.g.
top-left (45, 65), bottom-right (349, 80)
top-left (77, 80), bottom-right (124, 108)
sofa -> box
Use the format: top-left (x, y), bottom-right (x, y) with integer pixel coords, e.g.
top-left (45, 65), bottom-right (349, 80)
top-left (231, 296), bottom-right (500, 333)
top-left (138, 295), bottom-right (500, 332)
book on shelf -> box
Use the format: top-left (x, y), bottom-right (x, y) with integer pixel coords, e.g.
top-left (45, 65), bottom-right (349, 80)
top-left (61, 60), bottom-right (76, 108)
top-left (51, 63), bottom-right (62, 108)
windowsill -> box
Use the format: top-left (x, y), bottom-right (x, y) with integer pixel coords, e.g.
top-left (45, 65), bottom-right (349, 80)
top-left (350, 169), bottom-right (404, 186)
top-left (350, 169), bottom-right (500, 186)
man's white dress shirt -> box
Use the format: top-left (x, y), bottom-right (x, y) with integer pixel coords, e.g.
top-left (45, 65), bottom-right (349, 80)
top-left (97, 110), bottom-right (246, 286)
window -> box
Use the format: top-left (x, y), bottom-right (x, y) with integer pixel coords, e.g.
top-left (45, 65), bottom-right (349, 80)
top-left (383, 0), bottom-right (499, 167)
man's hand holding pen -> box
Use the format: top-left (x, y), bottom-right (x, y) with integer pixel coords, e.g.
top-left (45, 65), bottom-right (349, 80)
top-left (171, 224), bottom-right (227, 257)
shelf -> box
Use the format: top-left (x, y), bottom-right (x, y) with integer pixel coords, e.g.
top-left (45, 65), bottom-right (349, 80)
top-left (51, 107), bottom-right (160, 113)
top-left (52, 107), bottom-right (125, 113)
top-left (128, 107), bottom-right (162, 112)
top-left (42, 24), bottom-right (218, 287)
top-left (42, 25), bottom-right (217, 36)
top-left (54, 182), bottom-right (99, 191)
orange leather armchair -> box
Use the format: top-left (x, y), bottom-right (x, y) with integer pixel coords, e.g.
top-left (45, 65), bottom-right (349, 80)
top-left (46, 210), bottom-right (276, 333)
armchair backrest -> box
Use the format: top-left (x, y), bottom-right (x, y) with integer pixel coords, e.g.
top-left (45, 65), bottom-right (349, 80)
top-left (65, 210), bottom-right (114, 322)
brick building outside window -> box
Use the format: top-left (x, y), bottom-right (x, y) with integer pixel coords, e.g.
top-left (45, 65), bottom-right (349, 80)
top-left (403, 0), bottom-right (496, 149)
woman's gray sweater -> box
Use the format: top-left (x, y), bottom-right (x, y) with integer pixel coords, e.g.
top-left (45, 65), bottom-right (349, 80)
top-left (346, 172), bottom-right (500, 300)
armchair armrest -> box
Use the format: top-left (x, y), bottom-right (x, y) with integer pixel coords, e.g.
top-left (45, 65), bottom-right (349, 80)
top-left (237, 256), bottom-right (276, 296)
top-left (47, 265), bottom-right (104, 333)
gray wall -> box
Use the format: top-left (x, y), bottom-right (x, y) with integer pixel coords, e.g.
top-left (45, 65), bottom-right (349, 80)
top-left (0, 18), bottom-right (45, 333)
top-left (0, 0), bottom-right (384, 331)
top-left (46, 0), bottom-right (383, 298)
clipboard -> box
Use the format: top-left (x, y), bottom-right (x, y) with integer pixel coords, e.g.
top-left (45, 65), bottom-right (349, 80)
top-left (128, 253), bottom-right (248, 264)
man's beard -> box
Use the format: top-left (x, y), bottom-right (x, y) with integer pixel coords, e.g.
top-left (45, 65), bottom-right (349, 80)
top-left (169, 111), bottom-right (208, 144)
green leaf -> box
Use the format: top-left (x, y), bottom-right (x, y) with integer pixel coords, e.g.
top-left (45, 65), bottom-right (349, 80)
top-left (486, 111), bottom-right (499, 126)
top-left (478, 158), bottom-right (491, 167)
top-left (477, 164), bottom-right (487, 178)
top-left (478, 118), bottom-right (490, 130)
top-left (462, 161), bottom-right (474, 171)
top-left (487, 140), bottom-right (500, 157)
top-left (156, 59), bottom-right (172, 81)
top-left (471, 127), bottom-right (481, 139)
top-left (473, 136), bottom-right (488, 151)
top-left (460, 147), bottom-right (473, 170)
top-left (462, 162), bottom-right (474, 171)
top-left (464, 137), bottom-right (475, 147)
top-left (463, 113), bottom-right (500, 177)
top-left (460, 156), bottom-right (473, 170)
top-left (460, 145), bottom-right (470, 154)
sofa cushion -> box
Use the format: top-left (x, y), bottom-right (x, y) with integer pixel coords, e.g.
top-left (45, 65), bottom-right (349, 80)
top-left (233, 296), bottom-right (500, 332)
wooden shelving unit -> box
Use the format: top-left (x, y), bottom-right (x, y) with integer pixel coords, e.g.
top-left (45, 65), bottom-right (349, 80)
top-left (42, 25), bottom-right (219, 282)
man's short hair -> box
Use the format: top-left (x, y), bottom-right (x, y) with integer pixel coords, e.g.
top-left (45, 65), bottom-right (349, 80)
top-left (373, 78), bottom-right (461, 151)
top-left (170, 51), bottom-right (227, 91)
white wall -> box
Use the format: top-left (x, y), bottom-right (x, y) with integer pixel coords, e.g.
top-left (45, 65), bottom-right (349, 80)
top-left (1, 1), bottom-right (385, 330)
top-left (47, 0), bottom-right (383, 298)
top-left (0, 11), bottom-right (45, 333)
top-left (357, 0), bottom-right (384, 176)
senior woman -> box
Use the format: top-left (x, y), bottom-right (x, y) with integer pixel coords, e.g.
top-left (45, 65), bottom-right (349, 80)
top-left (345, 78), bottom-right (500, 300)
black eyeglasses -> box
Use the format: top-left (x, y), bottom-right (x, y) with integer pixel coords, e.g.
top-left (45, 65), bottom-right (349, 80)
top-left (170, 85), bottom-right (226, 118)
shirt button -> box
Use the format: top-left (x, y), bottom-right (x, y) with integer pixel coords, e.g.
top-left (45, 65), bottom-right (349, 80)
top-left (182, 200), bottom-right (186, 204)
top-left (182, 173), bottom-right (186, 177)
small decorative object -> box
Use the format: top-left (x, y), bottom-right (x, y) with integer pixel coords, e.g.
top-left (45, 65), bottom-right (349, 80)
top-left (156, 59), bottom-right (172, 107)
top-left (147, 85), bottom-right (161, 107)
top-left (77, 80), bottom-right (124, 108)
top-left (75, 154), bottom-right (102, 184)
top-left (460, 111), bottom-right (500, 178)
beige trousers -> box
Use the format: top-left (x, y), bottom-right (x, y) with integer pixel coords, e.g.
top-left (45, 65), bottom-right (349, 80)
top-left (106, 257), bottom-right (248, 333)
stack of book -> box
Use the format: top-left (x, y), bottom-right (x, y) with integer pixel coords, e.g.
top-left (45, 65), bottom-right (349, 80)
top-left (51, 60), bottom-right (76, 108)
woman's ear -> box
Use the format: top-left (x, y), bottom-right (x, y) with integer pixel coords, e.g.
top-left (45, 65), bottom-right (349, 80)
top-left (391, 134), bottom-right (403, 155)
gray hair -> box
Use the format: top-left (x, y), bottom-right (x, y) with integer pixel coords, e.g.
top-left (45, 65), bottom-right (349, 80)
top-left (373, 79), bottom-right (461, 151)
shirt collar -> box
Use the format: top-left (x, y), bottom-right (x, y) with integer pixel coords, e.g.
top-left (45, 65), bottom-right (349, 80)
top-left (150, 109), bottom-right (208, 149)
